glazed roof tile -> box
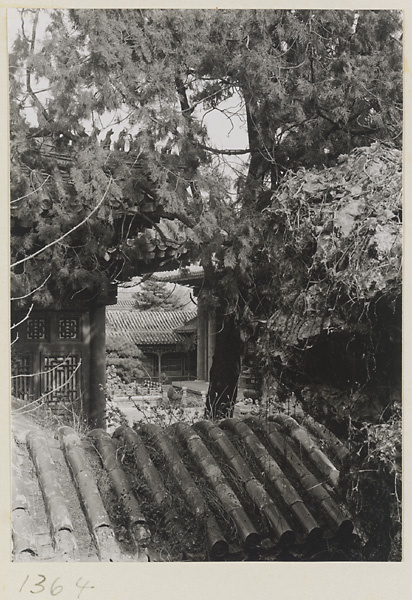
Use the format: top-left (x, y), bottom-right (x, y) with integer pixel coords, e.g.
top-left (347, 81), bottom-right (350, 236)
top-left (13, 411), bottom-right (361, 562)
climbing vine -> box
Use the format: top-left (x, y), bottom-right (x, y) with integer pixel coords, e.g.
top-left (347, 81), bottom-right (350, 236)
top-left (253, 143), bottom-right (401, 415)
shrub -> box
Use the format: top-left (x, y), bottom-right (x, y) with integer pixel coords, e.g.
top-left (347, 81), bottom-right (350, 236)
top-left (106, 337), bottom-right (146, 383)
top-left (339, 404), bottom-right (402, 560)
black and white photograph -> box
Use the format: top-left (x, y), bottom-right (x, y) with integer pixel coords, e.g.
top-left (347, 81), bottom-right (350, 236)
top-left (5, 2), bottom-right (405, 584)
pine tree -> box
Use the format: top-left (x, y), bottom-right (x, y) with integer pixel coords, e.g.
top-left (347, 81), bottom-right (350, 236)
top-left (132, 279), bottom-right (185, 311)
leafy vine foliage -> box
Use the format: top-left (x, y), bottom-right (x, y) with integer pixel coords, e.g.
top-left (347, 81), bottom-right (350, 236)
top-left (256, 143), bottom-right (401, 408)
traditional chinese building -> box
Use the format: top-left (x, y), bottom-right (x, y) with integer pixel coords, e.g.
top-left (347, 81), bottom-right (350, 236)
top-left (153, 267), bottom-right (259, 392)
top-left (11, 144), bottom-right (192, 427)
top-left (11, 285), bottom-right (117, 427)
top-left (106, 308), bottom-right (197, 381)
top-left (153, 267), bottom-right (216, 382)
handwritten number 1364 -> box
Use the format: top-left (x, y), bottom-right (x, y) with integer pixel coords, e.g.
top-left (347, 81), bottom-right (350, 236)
top-left (19, 575), bottom-right (94, 598)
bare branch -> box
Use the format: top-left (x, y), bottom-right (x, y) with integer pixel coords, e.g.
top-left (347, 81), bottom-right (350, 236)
top-left (12, 354), bottom-right (74, 380)
top-left (12, 359), bottom-right (82, 415)
top-left (11, 174), bottom-right (51, 204)
top-left (11, 304), bottom-right (33, 330)
top-left (11, 177), bottom-right (113, 268)
top-left (11, 274), bottom-right (51, 301)
top-left (183, 83), bottom-right (233, 114)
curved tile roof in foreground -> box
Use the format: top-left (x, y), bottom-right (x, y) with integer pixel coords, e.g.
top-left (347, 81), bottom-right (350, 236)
top-left (12, 412), bottom-right (362, 562)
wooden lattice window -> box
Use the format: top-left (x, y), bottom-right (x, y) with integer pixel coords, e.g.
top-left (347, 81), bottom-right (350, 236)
top-left (27, 318), bottom-right (47, 340)
top-left (11, 353), bottom-right (34, 400)
top-left (58, 317), bottom-right (80, 340)
top-left (42, 354), bottom-right (81, 407)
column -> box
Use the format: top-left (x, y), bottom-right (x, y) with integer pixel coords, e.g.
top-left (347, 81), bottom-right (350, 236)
top-left (196, 295), bottom-right (206, 380)
top-left (207, 311), bottom-right (216, 383)
top-left (157, 352), bottom-right (162, 382)
top-left (88, 305), bottom-right (106, 429)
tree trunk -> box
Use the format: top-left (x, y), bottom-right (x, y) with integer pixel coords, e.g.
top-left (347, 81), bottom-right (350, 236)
top-left (203, 97), bottom-right (265, 420)
top-left (205, 312), bottom-right (242, 419)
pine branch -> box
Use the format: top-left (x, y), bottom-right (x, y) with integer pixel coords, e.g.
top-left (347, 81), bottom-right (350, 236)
top-left (11, 177), bottom-right (113, 268)
top-left (11, 174), bottom-right (51, 204)
top-left (318, 107), bottom-right (379, 137)
top-left (174, 74), bottom-right (203, 202)
top-left (158, 210), bottom-right (195, 229)
top-left (135, 212), bottom-right (181, 246)
top-left (175, 74), bottom-right (195, 115)
top-left (11, 274), bottom-right (51, 301)
top-left (10, 304), bottom-right (34, 330)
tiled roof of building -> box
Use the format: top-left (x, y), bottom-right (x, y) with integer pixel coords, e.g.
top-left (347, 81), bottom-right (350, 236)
top-left (106, 309), bottom-right (197, 346)
top-left (114, 296), bottom-right (136, 309)
top-left (152, 265), bottom-right (204, 284)
top-left (12, 409), bottom-right (361, 562)
top-left (174, 315), bottom-right (198, 334)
